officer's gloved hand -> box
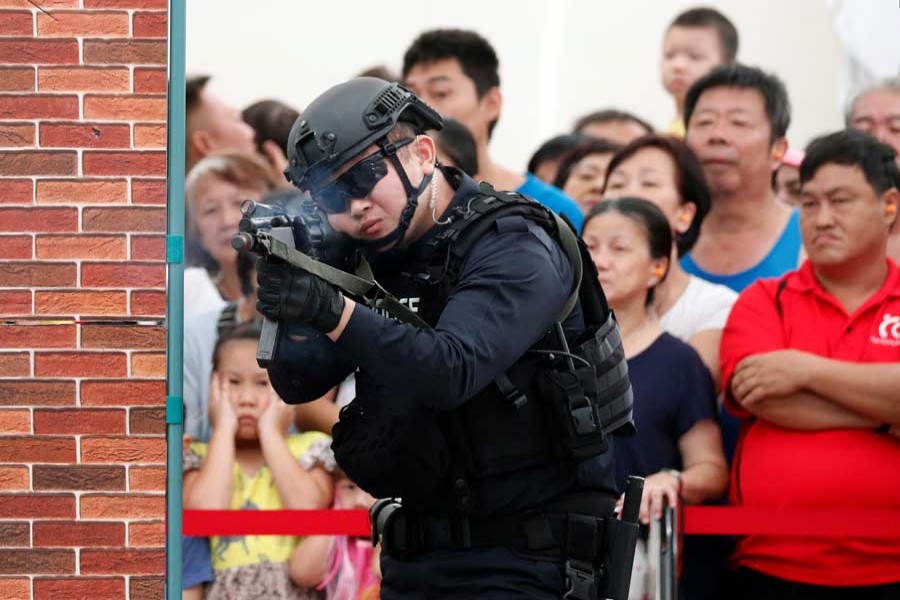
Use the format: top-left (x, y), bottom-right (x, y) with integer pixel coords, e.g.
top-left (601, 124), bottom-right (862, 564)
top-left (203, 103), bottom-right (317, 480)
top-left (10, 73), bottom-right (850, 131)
top-left (256, 257), bottom-right (345, 333)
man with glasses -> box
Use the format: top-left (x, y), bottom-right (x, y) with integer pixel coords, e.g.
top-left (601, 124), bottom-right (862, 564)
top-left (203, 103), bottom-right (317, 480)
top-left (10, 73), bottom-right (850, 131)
top-left (255, 77), bottom-right (638, 599)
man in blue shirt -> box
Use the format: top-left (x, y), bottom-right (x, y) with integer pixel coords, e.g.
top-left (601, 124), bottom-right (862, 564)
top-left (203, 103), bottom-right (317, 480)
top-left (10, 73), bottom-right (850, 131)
top-left (402, 28), bottom-right (584, 231)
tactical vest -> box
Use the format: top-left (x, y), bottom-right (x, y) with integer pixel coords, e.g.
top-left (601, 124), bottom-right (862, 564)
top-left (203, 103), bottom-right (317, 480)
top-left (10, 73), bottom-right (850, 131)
top-left (330, 182), bottom-right (634, 516)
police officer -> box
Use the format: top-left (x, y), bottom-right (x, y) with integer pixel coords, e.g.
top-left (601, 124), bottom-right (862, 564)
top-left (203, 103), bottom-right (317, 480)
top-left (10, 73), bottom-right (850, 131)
top-left (255, 78), bottom-right (639, 599)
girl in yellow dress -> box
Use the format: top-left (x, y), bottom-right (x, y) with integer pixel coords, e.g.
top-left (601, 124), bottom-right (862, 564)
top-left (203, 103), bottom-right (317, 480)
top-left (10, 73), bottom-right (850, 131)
top-left (183, 322), bottom-right (335, 599)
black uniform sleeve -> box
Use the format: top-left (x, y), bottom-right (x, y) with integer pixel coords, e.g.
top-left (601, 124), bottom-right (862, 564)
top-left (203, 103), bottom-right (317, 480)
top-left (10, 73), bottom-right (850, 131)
top-left (335, 215), bottom-right (575, 411)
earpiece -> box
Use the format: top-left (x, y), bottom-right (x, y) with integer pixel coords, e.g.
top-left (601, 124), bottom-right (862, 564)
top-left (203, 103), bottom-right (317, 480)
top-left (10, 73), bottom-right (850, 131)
top-left (887, 204), bottom-right (897, 216)
top-left (678, 212), bottom-right (692, 224)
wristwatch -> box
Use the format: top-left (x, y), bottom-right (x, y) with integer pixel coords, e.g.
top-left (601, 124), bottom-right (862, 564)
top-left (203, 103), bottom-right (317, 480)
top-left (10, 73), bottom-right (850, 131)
top-left (663, 469), bottom-right (683, 495)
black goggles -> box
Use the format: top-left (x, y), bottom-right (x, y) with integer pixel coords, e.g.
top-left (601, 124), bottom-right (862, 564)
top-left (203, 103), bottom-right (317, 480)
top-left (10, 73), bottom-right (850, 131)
top-left (310, 138), bottom-right (415, 214)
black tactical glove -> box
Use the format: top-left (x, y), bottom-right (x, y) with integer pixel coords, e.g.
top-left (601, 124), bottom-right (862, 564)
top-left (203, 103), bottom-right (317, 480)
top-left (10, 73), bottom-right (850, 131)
top-left (256, 257), bottom-right (345, 333)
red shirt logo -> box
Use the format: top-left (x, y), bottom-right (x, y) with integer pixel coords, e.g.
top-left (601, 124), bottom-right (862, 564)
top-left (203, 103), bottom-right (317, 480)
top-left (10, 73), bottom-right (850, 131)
top-left (873, 313), bottom-right (900, 346)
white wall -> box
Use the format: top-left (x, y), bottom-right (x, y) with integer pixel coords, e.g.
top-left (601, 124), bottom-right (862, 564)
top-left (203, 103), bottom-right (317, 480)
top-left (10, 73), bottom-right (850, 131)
top-left (188, 0), bottom-right (847, 171)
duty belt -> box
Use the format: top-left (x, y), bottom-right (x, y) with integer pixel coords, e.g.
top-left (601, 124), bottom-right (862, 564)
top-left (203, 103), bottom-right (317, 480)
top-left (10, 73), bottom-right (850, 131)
top-left (370, 480), bottom-right (643, 600)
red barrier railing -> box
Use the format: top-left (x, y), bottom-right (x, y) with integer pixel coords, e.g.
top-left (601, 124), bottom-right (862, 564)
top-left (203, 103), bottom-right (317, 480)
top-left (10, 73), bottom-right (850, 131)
top-left (183, 507), bottom-right (900, 538)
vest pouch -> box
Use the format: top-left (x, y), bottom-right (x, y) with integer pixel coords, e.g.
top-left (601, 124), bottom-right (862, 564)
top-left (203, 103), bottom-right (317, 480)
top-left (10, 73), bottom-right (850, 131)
top-left (539, 365), bottom-right (609, 461)
top-left (539, 315), bottom-right (635, 461)
top-left (331, 399), bottom-right (450, 502)
top-left (573, 314), bottom-right (635, 438)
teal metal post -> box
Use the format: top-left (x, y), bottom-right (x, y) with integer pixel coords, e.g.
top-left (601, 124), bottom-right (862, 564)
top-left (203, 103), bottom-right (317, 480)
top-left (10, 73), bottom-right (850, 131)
top-left (165, 0), bottom-right (186, 597)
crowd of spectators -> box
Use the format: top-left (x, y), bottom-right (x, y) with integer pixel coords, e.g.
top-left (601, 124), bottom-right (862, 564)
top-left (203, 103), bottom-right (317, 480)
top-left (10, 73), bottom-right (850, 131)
top-left (181, 6), bottom-right (900, 599)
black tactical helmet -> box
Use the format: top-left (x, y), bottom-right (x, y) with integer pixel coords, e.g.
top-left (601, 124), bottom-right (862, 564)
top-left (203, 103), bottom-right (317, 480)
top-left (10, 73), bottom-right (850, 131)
top-left (285, 77), bottom-right (443, 191)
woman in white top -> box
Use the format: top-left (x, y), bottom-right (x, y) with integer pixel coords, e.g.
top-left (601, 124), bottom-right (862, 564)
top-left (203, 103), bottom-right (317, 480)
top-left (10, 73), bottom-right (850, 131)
top-left (603, 135), bottom-right (737, 387)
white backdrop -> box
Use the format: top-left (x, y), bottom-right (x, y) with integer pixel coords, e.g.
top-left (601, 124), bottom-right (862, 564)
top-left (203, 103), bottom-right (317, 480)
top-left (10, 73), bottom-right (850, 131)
top-left (188, 0), bottom-right (859, 171)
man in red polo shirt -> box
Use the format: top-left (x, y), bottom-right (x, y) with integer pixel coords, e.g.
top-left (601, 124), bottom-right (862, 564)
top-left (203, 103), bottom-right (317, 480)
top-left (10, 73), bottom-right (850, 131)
top-left (720, 129), bottom-right (900, 599)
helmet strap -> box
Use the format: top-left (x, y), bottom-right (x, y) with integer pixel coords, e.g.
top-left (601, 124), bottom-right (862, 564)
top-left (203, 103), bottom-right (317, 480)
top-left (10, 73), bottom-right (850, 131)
top-left (357, 138), bottom-right (433, 250)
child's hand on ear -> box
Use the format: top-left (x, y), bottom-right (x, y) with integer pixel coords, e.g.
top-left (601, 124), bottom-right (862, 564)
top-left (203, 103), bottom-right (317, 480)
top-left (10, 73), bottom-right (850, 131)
top-left (259, 387), bottom-right (294, 438)
top-left (209, 372), bottom-right (238, 435)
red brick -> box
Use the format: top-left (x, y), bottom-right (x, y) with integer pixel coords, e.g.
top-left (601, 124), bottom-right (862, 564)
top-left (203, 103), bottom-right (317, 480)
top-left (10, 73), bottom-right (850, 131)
top-left (0, 39), bottom-right (77, 64)
top-left (82, 39), bottom-right (165, 65)
top-left (80, 379), bottom-right (164, 406)
top-left (0, 94), bottom-right (78, 119)
top-left (35, 291), bottom-right (127, 316)
top-left (0, 522), bottom-right (30, 546)
top-left (85, 0), bottom-right (166, 7)
top-left (0, 466), bottom-right (29, 491)
top-left (0, 325), bottom-right (75, 349)
top-left (130, 235), bottom-right (164, 261)
top-left (83, 94), bottom-right (165, 121)
top-left (0, 151), bottom-right (77, 175)
top-left (36, 179), bottom-right (127, 204)
top-left (0, 234), bottom-right (32, 259)
top-left (83, 206), bottom-right (165, 232)
top-left (32, 464), bottom-right (125, 490)
top-left (38, 66), bottom-right (129, 92)
top-left (0, 549), bottom-right (74, 575)
top-left (0, 494), bottom-right (75, 519)
top-left (35, 352), bottom-right (127, 378)
top-left (37, 10), bottom-right (129, 37)
top-left (0, 179), bottom-right (32, 203)
top-left (81, 436), bottom-right (165, 464)
top-left (81, 549), bottom-right (164, 575)
top-left (0, 437), bottom-right (75, 463)
top-left (0, 122), bottom-right (35, 147)
top-left (36, 235), bottom-right (126, 260)
top-left (83, 151), bottom-right (166, 176)
top-left (0, 0), bottom-right (77, 6)
top-left (131, 178), bottom-right (165, 204)
top-left (0, 262), bottom-right (76, 287)
top-left (80, 493), bottom-right (164, 519)
top-left (0, 577), bottom-right (29, 599)
top-left (0, 66), bottom-right (32, 92)
top-left (34, 408), bottom-right (125, 435)
top-left (0, 409), bottom-right (30, 433)
top-left (133, 67), bottom-right (164, 94)
top-left (0, 352), bottom-right (29, 376)
top-left (128, 521), bottom-right (164, 546)
top-left (0, 291), bottom-right (31, 315)
top-left (0, 66), bottom-right (33, 92)
top-left (128, 406), bottom-right (163, 434)
top-left (132, 11), bottom-right (165, 38)
top-left (0, 10), bottom-right (31, 35)
top-left (130, 290), bottom-right (164, 316)
top-left (82, 324), bottom-right (164, 349)
top-left (33, 521), bottom-right (124, 547)
top-left (0, 380), bottom-right (75, 406)
top-left (34, 577), bottom-right (125, 600)
top-left (0, 207), bottom-right (77, 231)
top-left (130, 577), bottom-right (164, 600)
top-left (128, 465), bottom-right (164, 491)
top-left (40, 122), bottom-right (130, 149)
top-left (133, 122), bottom-right (165, 148)
top-left (130, 353), bottom-right (164, 378)
top-left (82, 262), bottom-right (165, 288)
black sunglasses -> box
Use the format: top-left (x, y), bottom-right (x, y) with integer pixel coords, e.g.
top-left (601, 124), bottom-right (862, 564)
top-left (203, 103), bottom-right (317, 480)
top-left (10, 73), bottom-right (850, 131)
top-left (311, 138), bottom-right (415, 214)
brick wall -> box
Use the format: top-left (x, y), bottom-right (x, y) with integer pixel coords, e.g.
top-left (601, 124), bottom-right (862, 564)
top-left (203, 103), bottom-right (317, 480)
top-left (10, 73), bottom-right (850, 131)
top-left (0, 1), bottom-right (168, 598)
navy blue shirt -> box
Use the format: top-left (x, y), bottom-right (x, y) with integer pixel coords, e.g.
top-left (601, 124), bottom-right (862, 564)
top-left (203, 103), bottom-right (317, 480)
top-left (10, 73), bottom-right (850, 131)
top-left (614, 333), bottom-right (717, 491)
top-left (270, 170), bottom-right (618, 515)
top-left (336, 174), bottom-right (579, 412)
